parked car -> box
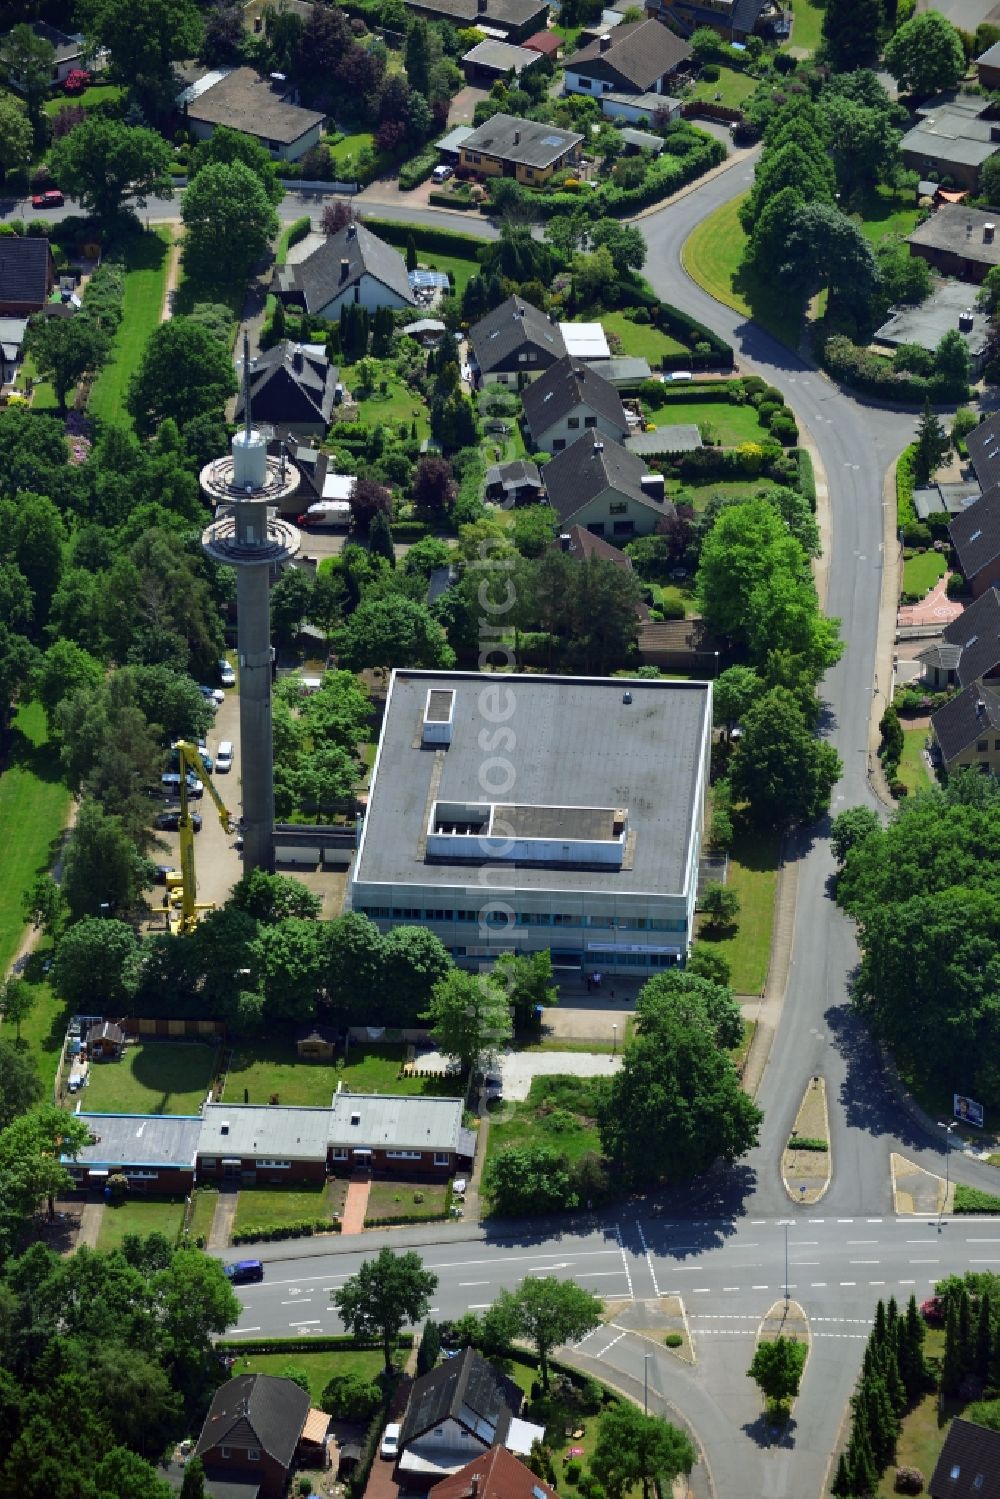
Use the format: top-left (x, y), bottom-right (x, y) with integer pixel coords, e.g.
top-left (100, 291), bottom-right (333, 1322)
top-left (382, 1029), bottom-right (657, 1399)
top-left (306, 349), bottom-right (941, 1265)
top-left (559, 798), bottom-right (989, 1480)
top-left (380, 1424), bottom-right (401, 1461)
top-left (431, 164), bottom-right (453, 183)
top-left (154, 811), bottom-right (202, 832)
top-left (153, 864), bottom-right (175, 884)
top-left (161, 772), bottom-right (204, 798)
top-left (224, 1259), bottom-right (264, 1284)
top-left (31, 189), bottom-right (64, 209)
top-left (218, 659), bottom-right (236, 687)
top-left (199, 685), bottom-right (225, 705)
top-left (215, 740), bottom-right (234, 773)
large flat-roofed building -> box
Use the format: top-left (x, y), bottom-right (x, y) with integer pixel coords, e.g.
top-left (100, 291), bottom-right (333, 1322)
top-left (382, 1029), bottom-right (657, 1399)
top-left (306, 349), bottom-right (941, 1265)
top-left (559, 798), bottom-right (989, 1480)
top-left (349, 671), bottom-right (712, 975)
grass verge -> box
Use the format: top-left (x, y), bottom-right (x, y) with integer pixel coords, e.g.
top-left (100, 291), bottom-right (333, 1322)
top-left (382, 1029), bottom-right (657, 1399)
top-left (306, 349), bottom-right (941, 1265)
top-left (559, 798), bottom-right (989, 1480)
top-left (234, 1182), bottom-right (334, 1233)
top-left (0, 700), bottom-right (71, 979)
top-left (897, 725), bottom-right (933, 796)
top-left (695, 826), bottom-right (780, 994)
top-left (87, 228), bottom-right (171, 425)
top-left (234, 1347), bottom-right (385, 1402)
top-left (187, 1187), bottom-right (219, 1243)
top-left (96, 1196), bottom-right (187, 1252)
top-left (681, 195), bottom-right (803, 348)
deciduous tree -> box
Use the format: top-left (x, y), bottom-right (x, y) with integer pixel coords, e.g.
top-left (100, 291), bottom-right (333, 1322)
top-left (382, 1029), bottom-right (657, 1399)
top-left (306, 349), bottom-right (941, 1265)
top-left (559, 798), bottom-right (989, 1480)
top-left (48, 118), bottom-right (174, 222)
top-left (730, 687), bottom-right (841, 827)
top-left (884, 11), bottom-right (966, 97)
top-left (84, 0), bottom-right (204, 110)
top-left (333, 1248), bottom-right (437, 1371)
top-left (591, 1404), bottom-right (695, 1498)
top-left (181, 161), bottom-right (279, 288)
top-left (748, 1336), bottom-right (807, 1409)
top-left (0, 23), bottom-right (54, 124)
top-left (0, 1039), bottom-right (42, 1127)
top-left (0, 93), bottom-right (32, 178)
top-left (426, 968), bottom-right (512, 1073)
top-left (127, 318), bottom-right (236, 437)
top-left (496, 1278), bottom-right (602, 1389)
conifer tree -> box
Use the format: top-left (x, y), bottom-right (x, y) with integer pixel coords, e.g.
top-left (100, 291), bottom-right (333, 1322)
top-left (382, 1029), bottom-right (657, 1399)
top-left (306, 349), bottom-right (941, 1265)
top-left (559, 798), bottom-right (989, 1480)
top-left (942, 1295), bottom-right (965, 1396)
top-left (976, 1291), bottom-right (992, 1379)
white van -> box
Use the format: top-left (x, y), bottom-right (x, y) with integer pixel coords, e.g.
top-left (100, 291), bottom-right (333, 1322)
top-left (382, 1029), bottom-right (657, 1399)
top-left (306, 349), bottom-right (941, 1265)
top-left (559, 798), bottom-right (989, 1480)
top-left (216, 741), bottom-right (234, 773)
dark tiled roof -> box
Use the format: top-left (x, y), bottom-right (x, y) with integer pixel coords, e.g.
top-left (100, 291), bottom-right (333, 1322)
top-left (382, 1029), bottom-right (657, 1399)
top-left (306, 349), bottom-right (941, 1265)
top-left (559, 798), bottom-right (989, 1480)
top-left (430, 1447), bottom-right (558, 1499)
top-left (931, 679), bottom-right (1000, 763)
top-left (566, 20), bottom-right (690, 90)
top-left (522, 355), bottom-right (627, 440)
top-left (296, 1022), bottom-right (339, 1044)
top-left (949, 492), bottom-right (1000, 581)
top-left (469, 295), bottom-right (565, 374)
top-left (542, 435), bottom-right (673, 525)
top-left (930, 1418), bottom-right (1000, 1499)
top-left (942, 587), bottom-right (1000, 685)
top-left (485, 458), bottom-right (543, 490)
top-left (523, 29), bottom-right (561, 54)
top-left (0, 237), bottom-right (52, 311)
top-left (186, 66), bottom-right (324, 145)
top-left (202, 1476), bottom-right (262, 1499)
top-left (236, 341), bottom-right (337, 428)
top-left (461, 113), bottom-right (583, 170)
top-left (195, 1375), bottom-right (309, 1468)
top-left (407, 0), bottom-right (547, 27)
top-left (552, 524), bottom-right (634, 568)
top-left (284, 224), bottom-right (414, 313)
top-left (907, 205), bottom-right (1000, 268)
top-left (967, 413), bottom-right (1000, 492)
top-left (400, 1349), bottom-right (521, 1449)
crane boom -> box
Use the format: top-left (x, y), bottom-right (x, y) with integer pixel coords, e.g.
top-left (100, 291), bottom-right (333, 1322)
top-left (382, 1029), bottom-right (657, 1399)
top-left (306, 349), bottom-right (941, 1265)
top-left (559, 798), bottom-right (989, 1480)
top-left (170, 741), bottom-right (237, 934)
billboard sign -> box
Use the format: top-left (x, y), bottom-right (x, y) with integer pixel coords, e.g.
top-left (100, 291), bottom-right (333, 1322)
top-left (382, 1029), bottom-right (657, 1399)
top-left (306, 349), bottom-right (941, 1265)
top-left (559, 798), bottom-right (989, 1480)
top-left (954, 1094), bottom-right (985, 1128)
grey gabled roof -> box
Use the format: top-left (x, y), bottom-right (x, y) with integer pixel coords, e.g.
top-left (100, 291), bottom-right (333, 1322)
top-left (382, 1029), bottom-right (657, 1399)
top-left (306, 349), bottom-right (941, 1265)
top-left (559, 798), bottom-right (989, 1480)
top-left (967, 413), bottom-right (1000, 492)
top-left (566, 19), bottom-right (690, 90)
top-left (469, 295), bottom-right (565, 374)
top-left (460, 113), bottom-right (583, 170)
top-left (407, 0), bottom-right (547, 28)
top-left (978, 40), bottom-right (1000, 67)
top-left (287, 223), bottom-right (415, 313)
top-left (522, 355), bottom-right (627, 439)
top-left (942, 586), bottom-right (1000, 686)
top-left (0, 237), bottom-right (51, 309)
top-left (462, 39), bottom-right (540, 73)
top-left (542, 434), bottom-right (672, 525)
top-left (400, 1349), bottom-right (522, 1449)
top-left (185, 66), bottom-right (324, 145)
top-left (949, 490), bottom-right (1000, 581)
top-left (236, 340), bottom-right (337, 427)
top-left (66, 1113), bottom-right (202, 1170)
top-left (907, 205), bottom-right (1000, 268)
top-left (931, 679), bottom-right (1000, 763)
top-left (196, 1375), bottom-right (310, 1468)
top-left (485, 458), bottom-right (542, 490)
top-left (930, 1417), bottom-right (1000, 1499)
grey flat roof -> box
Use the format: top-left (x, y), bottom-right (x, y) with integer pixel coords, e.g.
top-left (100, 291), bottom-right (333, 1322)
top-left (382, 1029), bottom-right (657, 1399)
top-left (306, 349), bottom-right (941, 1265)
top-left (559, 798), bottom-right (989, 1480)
top-left (603, 90), bottom-right (678, 112)
top-left (68, 1113), bottom-right (202, 1169)
top-left (908, 204), bottom-right (1000, 265)
top-left (329, 1093), bottom-right (464, 1152)
top-left (586, 355), bottom-right (652, 385)
top-left (626, 423), bottom-right (702, 455)
top-left (199, 1103), bottom-right (333, 1160)
top-left (436, 125), bottom-right (475, 154)
top-left (901, 112), bottom-right (999, 170)
top-left (462, 39), bottom-right (540, 71)
top-left (355, 671), bottom-right (711, 896)
top-left (874, 279), bottom-right (989, 356)
top-left (617, 127), bottom-right (664, 152)
top-left (186, 66), bottom-right (324, 145)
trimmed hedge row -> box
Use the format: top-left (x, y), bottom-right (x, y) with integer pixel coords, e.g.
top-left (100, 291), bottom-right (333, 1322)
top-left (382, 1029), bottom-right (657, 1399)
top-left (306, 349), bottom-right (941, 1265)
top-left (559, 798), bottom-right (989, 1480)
top-left (657, 304), bottom-right (734, 372)
top-left (277, 215), bottom-right (311, 268)
top-left (363, 216), bottom-right (487, 261)
top-left (231, 1218), bottom-right (341, 1244)
top-left (954, 1185), bottom-right (1000, 1214)
top-left (391, 519), bottom-right (432, 538)
top-left (797, 448), bottom-right (816, 510)
top-left (897, 443), bottom-right (917, 532)
top-left (218, 1334), bottom-right (414, 1354)
top-left (364, 1210), bottom-right (451, 1227)
top-left (789, 1135), bottom-right (829, 1152)
top-left (524, 132), bottom-right (726, 220)
top-left (822, 334), bottom-right (969, 406)
top-left (399, 147), bottom-right (440, 191)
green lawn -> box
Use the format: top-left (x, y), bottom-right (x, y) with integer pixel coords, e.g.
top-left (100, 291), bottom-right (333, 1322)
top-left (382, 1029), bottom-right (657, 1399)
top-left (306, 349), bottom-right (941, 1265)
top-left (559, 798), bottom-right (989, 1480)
top-left (903, 549), bottom-right (947, 598)
top-left (594, 310), bottom-right (687, 363)
top-left (485, 1074), bottom-right (606, 1179)
top-left (233, 1347), bottom-right (385, 1402)
top-left (42, 83), bottom-right (124, 117)
top-left (187, 1187), bottom-right (219, 1244)
top-left (87, 228), bottom-right (171, 425)
top-left (667, 476), bottom-right (765, 514)
top-left (338, 364), bottom-right (430, 441)
top-left (1, 955), bottom-right (66, 1094)
top-left (328, 132), bottom-right (374, 169)
top-left (234, 1182), bottom-right (333, 1233)
top-left (0, 700), bottom-right (71, 980)
top-left (695, 825), bottom-right (780, 995)
top-left (655, 397), bottom-right (769, 446)
top-left (224, 1041), bottom-right (336, 1107)
top-left (96, 1196), bottom-right (186, 1253)
top-left (82, 1041), bottom-right (218, 1115)
top-left (856, 185), bottom-right (922, 247)
top-left (340, 1041), bottom-right (466, 1097)
top-left (414, 248), bottom-right (481, 297)
top-left (15, 350), bottom-right (58, 410)
top-left (782, 0), bottom-right (825, 54)
top-left (690, 66), bottom-right (756, 109)
top-left (682, 194), bottom-right (804, 348)
top-left (365, 1178), bottom-right (450, 1222)
top-left (897, 725), bottom-right (933, 796)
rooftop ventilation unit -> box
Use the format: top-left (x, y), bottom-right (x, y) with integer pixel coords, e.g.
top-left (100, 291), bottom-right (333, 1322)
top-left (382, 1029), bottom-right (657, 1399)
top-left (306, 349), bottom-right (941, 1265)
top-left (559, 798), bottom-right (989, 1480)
top-left (423, 687), bottom-right (455, 745)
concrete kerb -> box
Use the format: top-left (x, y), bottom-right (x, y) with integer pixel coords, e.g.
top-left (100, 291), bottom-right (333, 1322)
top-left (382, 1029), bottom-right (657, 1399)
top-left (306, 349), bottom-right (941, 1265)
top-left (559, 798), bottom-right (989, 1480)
top-left (628, 140), bottom-right (759, 224)
top-left (780, 1074), bottom-right (832, 1206)
top-left (869, 458), bottom-right (903, 810)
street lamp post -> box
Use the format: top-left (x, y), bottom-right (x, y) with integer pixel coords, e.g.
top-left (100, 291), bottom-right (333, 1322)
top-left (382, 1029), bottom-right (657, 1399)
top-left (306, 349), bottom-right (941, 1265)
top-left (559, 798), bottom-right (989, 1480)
top-left (938, 1120), bottom-right (958, 1231)
top-left (784, 1223), bottom-right (789, 1311)
top-left (612, 1023), bottom-right (618, 1055)
top-left (644, 1352), bottom-right (651, 1414)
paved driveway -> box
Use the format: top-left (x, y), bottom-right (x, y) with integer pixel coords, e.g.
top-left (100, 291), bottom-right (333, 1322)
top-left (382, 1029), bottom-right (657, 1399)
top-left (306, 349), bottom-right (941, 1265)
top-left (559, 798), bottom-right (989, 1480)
top-left (500, 1050), bottom-right (622, 1101)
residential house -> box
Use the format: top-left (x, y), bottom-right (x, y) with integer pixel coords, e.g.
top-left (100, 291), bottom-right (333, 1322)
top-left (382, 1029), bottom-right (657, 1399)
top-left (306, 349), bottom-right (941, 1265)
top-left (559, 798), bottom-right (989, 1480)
top-left (599, 90), bottom-right (681, 123)
top-left (484, 458), bottom-right (544, 504)
top-left (458, 114), bottom-right (583, 186)
top-left (874, 278), bottom-right (990, 374)
top-left (900, 97), bottom-right (1000, 192)
top-left (0, 316), bottom-right (28, 384)
top-left (404, 0), bottom-right (550, 41)
top-left (182, 66), bottom-right (324, 162)
top-left (397, 1348), bottom-right (546, 1483)
top-left (236, 341), bottom-right (338, 436)
top-left (523, 29), bottom-right (561, 58)
top-left (462, 39), bottom-right (542, 83)
top-left (929, 1417), bottom-right (1000, 1499)
top-left (468, 296), bottom-right (566, 386)
top-left (521, 356), bottom-right (629, 453)
top-left (195, 1374), bottom-right (311, 1499)
top-left (327, 1093), bottom-right (475, 1179)
top-left (977, 40), bottom-right (1000, 90)
top-left (625, 424), bottom-right (703, 457)
top-left (295, 1023), bottom-right (338, 1060)
top-left (920, 586), bottom-right (1000, 689)
top-left (966, 411), bottom-right (1000, 492)
top-left (949, 492), bottom-right (1000, 598)
top-left (637, 615), bottom-right (720, 673)
top-left (563, 20), bottom-right (691, 100)
top-left (274, 222), bottom-right (416, 318)
top-left (63, 1114), bottom-right (202, 1195)
top-left (2, 20), bottom-right (102, 90)
top-left (0, 238), bottom-right (54, 316)
top-left (907, 205), bottom-right (1000, 284)
top-left (550, 524), bottom-right (651, 620)
top-left (429, 1447), bottom-right (559, 1499)
top-left (931, 678), bottom-right (1000, 773)
top-left (196, 1103), bottom-right (335, 1185)
top-left (86, 1021), bottom-right (125, 1059)
top-left (265, 434), bottom-right (328, 516)
top-left (647, 0), bottom-right (767, 42)
top-left (542, 434), bottom-right (674, 539)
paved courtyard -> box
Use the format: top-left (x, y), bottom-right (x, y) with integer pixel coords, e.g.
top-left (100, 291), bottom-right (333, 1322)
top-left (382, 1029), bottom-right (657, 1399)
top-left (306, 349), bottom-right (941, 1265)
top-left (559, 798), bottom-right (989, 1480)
top-left (897, 573), bottom-right (964, 628)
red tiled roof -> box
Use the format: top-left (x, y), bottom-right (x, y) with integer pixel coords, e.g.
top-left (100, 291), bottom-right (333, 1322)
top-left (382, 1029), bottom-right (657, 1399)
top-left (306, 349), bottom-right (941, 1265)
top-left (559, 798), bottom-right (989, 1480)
top-left (430, 1446), bottom-right (558, 1499)
top-left (523, 29), bottom-right (560, 54)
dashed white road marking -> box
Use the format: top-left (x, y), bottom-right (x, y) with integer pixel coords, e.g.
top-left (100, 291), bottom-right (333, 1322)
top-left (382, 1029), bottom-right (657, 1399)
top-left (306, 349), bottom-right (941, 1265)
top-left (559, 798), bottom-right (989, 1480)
top-left (635, 1219), bottom-right (660, 1297)
top-left (615, 1223), bottom-right (634, 1300)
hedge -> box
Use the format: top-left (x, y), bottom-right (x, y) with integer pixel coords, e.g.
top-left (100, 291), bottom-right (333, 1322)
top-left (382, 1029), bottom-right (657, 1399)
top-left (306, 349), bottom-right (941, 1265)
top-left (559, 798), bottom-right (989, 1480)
top-left (520, 131), bottom-right (725, 221)
top-left (218, 1334), bottom-right (414, 1354)
top-left (391, 519), bottom-right (432, 538)
top-left (897, 443), bottom-right (917, 532)
top-left (657, 304), bottom-right (734, 372)
top-left (231, 1218), bottom-right (341, 1244)
top-left (822, 334), bottom-right (969, 406)
top-left (657, 382), bottom-right (744, 404)
top-left (398, 147), bottom-right (440, 190)
top-left (364, 1210), bottom-right (451, 1227)
top-left (363, 217), bottom-right (487, 260)
top-left (788, 1135), bottom-right (829, 1152)
top-left (277, 215), bottom-right (311, 268)
top-left (954, 1185), bottom-right (1000, 1213)
top-left (797, 447), bottom-right (816, 510)
top-left (428, 191), bottom-right (476, 210)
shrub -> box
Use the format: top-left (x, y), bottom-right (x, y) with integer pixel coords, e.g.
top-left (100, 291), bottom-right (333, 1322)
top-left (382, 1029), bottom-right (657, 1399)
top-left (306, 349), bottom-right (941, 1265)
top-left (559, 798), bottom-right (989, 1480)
top-left (894, 1469), bottom-right (924, 1496)
top-left (565, 1461), bottom-right (582, 1483)
top-left (901, 521), bottom-right (932, 547)
top-left (664, 1332), bottom-right (683, 1347)
top-left (399, 148), bottom-right (440, 190)
top-left (700, 64), bottom-right (720, 80)
top-left (770, 413), bottom-right (798, 446)
top-left (954, 1185), bottom-right (1000, 1213)
top-left (322, 1373), bottom-right (383, 1421)
top-left (788, 1135), bottom-right (828, 1152)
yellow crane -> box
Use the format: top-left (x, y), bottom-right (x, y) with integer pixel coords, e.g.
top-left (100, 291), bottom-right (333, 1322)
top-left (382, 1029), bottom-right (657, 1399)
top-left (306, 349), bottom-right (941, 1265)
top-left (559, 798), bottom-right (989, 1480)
top-left (168, 740), bottom-right (238, 936)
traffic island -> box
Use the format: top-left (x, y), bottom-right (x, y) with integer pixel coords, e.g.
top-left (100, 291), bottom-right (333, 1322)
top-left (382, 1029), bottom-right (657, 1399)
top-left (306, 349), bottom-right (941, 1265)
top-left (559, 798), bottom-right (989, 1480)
top-left (781, 1075), bottom-right (831, 1204)
top-left (890, 1151), bottom-right (953, 1215)
top-left (609, 1296), bottom-right (695, 1364)
top-left (750, 1300), bottom-right (810, 1430)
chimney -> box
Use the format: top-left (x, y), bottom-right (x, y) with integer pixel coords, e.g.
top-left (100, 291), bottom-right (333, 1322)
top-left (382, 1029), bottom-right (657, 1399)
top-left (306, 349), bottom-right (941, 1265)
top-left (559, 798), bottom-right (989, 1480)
top-left (513, 129), bottom-right (520, 145)
top-left (640, 473), bottom-right (665, 502)
top-left (470, 1480), bottom-right (480, 1498)
top-left (592, 439), bottom-right (604, 455)
top-left (340, 257), bottom-right (350, 281)
top-left (478, 0), bottom-right (488, 13)
top-left (559, 532), bottom-right (572, 550)
top-left (977, 697), bottom-right (987, 715)
top-left (346, 223), bottom-right (357, 240)
top-left (292, 344), bottom-right (304, 372)
top-left (986, 222), bottom-right (996, 244)
top-left (599, 32), bottom-right (613, 49)
top-left (959, 309), bottom-right (974, 332)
